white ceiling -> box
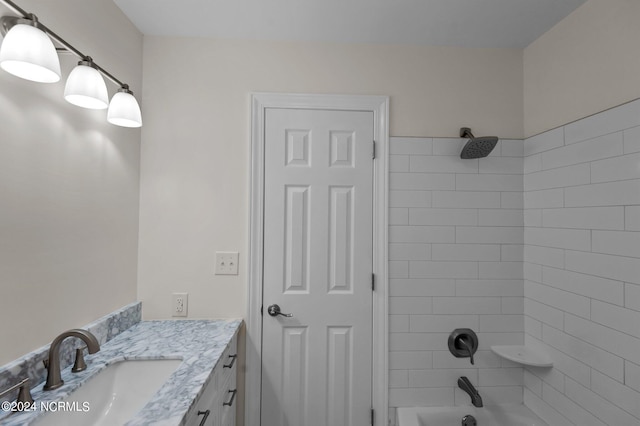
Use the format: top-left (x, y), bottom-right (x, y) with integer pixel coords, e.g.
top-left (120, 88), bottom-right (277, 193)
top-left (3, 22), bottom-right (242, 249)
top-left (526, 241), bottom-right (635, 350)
top-left (113, 0), bottom-right (586, 48)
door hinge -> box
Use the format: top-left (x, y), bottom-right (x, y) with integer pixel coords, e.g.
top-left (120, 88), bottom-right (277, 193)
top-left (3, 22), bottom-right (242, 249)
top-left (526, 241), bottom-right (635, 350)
top-left (371, 408), bottom-right (375, 425)
top-left (260, 305), bottom-right (263, 316)
top-left (371, 273), bottom-right (375, 291)
top-left (372, 140), bottom-right (376, 159)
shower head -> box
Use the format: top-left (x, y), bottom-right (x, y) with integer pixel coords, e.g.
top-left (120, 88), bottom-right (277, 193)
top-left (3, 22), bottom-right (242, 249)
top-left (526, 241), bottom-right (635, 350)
top-left (459, 127), bottom-right (499, 159)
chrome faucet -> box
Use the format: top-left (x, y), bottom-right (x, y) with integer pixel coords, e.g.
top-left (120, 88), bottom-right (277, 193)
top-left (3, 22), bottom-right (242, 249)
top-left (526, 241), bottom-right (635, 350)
top-left (458, 376), bottom-right (483, 407)
top-left (43, 329), bottom-right (100, 391)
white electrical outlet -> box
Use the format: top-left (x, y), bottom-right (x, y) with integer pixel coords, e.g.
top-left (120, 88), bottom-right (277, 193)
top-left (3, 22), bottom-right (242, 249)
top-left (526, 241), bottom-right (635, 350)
top-left (215, 252), bottom-right (239, 275)
top-left (172, 293), bottom-right (188, 317)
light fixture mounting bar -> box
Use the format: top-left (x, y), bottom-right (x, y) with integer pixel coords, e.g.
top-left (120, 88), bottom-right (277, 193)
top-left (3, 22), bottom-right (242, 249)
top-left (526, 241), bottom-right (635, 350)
top-left (0, 0), bottom-right (25, 16)
top-left (0, 0), bottom-right (126, 88)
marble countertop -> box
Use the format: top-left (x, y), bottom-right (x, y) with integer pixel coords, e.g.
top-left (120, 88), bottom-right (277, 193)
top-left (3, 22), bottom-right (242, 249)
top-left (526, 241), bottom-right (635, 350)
top-left (3, 319), bottom-right (242, 426)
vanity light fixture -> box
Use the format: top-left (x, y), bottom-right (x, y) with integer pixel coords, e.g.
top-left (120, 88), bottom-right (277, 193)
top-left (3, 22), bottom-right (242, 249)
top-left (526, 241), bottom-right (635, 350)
top-left (0, 0), bottom-right (142, 127)
top-left (64, 57), bottom-right (109, 110)
top-left (108, 85), bottom-right (142, 128)
top-left (0, 15), bottom-right (60, 83)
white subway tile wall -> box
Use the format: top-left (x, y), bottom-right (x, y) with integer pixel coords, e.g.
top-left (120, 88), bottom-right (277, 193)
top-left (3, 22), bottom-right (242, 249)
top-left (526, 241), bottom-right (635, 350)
top-left (388, 136), bottom-right (525, 416)
top-left (388, 103), bottom-right (640, 426)
top-left (523, 99), bottom-right (640, 426)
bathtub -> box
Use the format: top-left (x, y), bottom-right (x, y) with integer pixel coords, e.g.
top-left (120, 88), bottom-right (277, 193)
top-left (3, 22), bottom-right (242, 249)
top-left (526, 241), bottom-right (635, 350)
top-left (397, 404), bottom-right (549, 426)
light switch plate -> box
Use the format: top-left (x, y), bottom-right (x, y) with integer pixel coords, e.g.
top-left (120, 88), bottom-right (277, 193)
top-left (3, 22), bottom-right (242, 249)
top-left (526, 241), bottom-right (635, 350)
top-left (215, 252), bottom-right (239, 275)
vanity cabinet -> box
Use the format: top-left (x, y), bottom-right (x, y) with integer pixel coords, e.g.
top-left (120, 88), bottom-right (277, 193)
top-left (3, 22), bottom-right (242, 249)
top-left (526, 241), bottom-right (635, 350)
top-left (186, 334), bottom-right (238, 426)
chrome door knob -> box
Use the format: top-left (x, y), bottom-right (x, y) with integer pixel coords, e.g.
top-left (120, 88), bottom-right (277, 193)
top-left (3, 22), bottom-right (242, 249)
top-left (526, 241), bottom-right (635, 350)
top-left (267, 304), bottom-right (293, 317)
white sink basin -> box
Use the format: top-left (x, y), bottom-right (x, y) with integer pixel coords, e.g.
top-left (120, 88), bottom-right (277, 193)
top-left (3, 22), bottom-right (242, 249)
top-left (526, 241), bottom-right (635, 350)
top-left (32, 359), bottom-right (182, 426)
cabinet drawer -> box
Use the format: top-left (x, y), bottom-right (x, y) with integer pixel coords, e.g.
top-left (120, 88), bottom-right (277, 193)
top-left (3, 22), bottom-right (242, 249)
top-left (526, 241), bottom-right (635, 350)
top-left (219, 367), bottom-right (237, 426)
top-left (185, 370), bottom-right (220, 426)
top-left (185, 332), bottom-right (238, 426)
top-left (219, 334), bottom-right (238, 385)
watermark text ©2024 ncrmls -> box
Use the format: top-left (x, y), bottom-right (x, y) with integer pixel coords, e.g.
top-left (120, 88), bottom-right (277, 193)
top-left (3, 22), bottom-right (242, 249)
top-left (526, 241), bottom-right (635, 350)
top-left (1, 400), bottom-right (90, 413)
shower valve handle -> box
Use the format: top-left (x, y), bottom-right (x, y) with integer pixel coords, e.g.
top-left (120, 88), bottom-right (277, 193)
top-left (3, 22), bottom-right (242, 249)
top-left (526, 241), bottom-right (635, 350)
top-left (457, 336), bottom-right (475, 365)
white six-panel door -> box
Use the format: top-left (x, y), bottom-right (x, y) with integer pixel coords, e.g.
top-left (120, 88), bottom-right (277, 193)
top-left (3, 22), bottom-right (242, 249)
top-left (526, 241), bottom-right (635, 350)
top-left (261, 108), bottom-right (374, 426)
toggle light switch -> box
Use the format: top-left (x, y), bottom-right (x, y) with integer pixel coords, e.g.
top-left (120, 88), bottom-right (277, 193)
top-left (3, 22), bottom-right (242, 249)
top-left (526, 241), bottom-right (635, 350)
top-left (215, 252), bottom-right (239, 275)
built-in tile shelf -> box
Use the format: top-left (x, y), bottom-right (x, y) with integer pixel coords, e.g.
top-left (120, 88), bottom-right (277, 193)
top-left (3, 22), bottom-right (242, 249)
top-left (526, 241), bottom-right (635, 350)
top-left (490, 345), bottom-right (553, 367)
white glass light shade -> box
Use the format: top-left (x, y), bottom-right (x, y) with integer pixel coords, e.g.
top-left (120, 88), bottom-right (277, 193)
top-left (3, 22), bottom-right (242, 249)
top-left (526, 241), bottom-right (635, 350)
top-left (107, 90), bottom-right (142, 128)
top-left (64, 63), bottom-right (109, 109)
top-left (0, 23), bottom-right (61, 83)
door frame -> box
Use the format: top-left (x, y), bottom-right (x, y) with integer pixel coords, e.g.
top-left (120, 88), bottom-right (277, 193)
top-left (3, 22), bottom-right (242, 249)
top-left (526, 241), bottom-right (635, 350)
top-left (246, 93), bottom-right (389, 426)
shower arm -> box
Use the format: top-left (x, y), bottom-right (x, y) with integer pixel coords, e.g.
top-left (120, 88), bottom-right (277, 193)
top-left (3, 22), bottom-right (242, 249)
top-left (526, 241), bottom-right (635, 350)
top-left (459, 127), bottom-right (475, 139)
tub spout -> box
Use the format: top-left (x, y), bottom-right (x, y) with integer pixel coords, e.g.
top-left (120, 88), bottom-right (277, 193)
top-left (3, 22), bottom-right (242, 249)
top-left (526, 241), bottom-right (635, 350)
top-left (458, 376), bottom-right (483, 407)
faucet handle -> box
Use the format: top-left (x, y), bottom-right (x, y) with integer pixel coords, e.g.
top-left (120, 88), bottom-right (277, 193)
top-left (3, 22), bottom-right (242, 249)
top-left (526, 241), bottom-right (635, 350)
top-left (0, 378), bottom-right (34, 409)
top-left (17, 379), bottom-right (34, 405)
top-left (448, 328), bottom-right (479, 365)
top-left (457, 336), bottom-right (475, 365)
top-left (72, 346), bottom-right (88, 373)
